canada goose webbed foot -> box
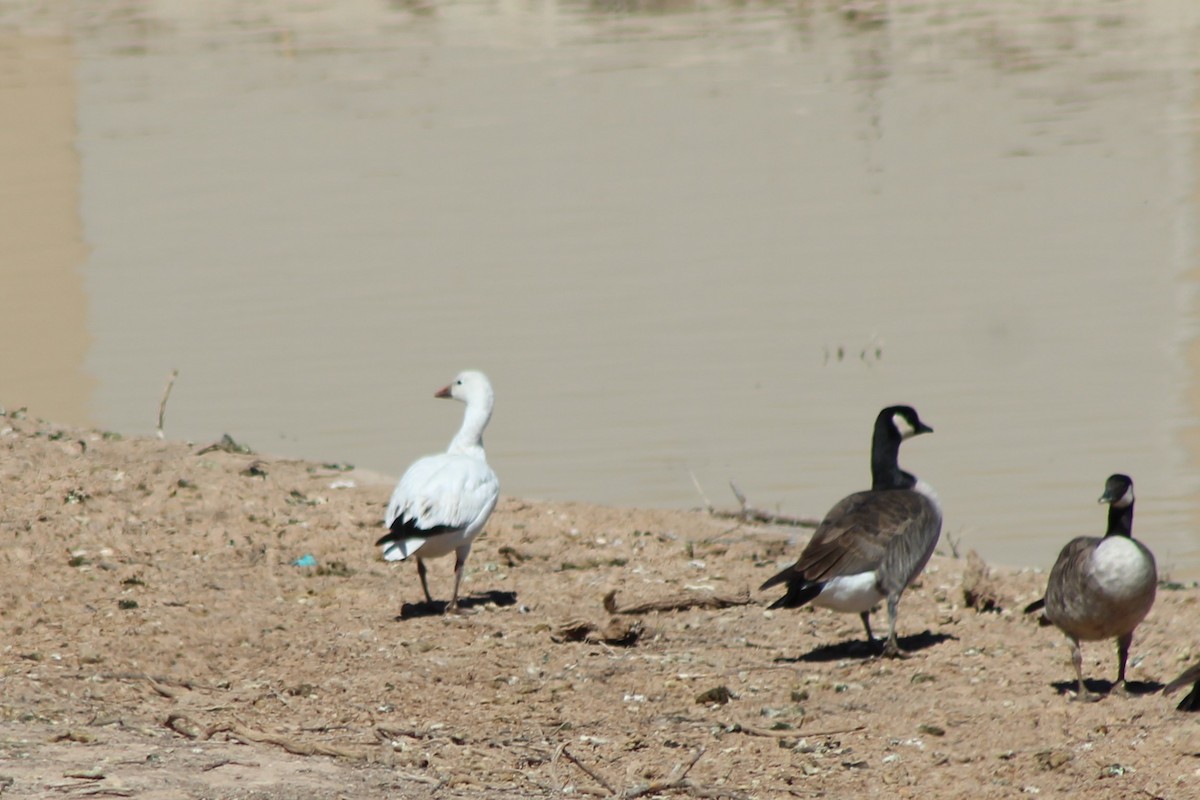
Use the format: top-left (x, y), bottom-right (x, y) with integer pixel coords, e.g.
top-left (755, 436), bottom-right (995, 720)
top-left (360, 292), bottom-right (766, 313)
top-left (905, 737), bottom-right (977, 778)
top-left (1071, 688), bottom-right (1102, 703)
top-left (881, 640), bottom-right (910, 659)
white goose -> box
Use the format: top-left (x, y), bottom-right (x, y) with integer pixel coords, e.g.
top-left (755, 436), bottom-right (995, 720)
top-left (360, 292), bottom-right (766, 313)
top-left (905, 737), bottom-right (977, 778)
top-left (375, 370), bottom-right (500, 613)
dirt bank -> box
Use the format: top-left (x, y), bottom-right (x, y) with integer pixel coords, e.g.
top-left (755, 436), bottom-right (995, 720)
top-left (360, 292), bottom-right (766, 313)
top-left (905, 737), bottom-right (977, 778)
top-left (1, 411), bottom-right (1197, 799)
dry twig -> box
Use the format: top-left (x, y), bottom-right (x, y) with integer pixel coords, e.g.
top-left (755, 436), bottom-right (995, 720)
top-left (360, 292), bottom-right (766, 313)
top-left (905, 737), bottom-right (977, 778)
top-left (693, 480), bottom-right (819, 528)
top-left (621, 747), bottom-right (706, 799)
top-left (604, 589), bottom-right (752, 615)
top-left (163, 714), bottom-right (368, 761)
top-left (556, 744), bottom-right (617, 796)
top-left (156, 369), bottom-right (178, 440)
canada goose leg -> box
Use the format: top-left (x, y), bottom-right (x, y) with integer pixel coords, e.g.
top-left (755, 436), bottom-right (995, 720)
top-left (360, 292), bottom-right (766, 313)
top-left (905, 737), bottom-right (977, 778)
top-left (1112, 632), bottom-right (1133, 695)
top-left (446, 547), bottom-right (469, 615)
top-left (1069, 637), bottom-right (1099, 703)
top-left (416, 557), bottom-right (433, 604)
top-left (880, 594), bottom-right (909, 659)
top-left (859, 611), bottom-right (877, 649)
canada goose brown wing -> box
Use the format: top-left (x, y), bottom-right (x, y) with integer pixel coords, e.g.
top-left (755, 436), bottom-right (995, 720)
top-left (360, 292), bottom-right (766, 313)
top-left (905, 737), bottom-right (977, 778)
top-left (1043, 536), bottom-right (1100, 613)
top-left (791, 490), bottom-right (931, 582)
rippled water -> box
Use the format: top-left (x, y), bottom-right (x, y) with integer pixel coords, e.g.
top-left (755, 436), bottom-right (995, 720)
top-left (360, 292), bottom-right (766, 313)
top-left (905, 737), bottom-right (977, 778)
top-left (3, 0), bottom-right (1200, 577)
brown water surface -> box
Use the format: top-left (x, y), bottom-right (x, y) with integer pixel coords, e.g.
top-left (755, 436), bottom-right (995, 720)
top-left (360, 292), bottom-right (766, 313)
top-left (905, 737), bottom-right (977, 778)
top-left (2, 0), bottom-right (1199, 576)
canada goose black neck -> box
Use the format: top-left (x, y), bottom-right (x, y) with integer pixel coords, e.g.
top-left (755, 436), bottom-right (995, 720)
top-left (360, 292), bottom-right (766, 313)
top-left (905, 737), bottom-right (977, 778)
top-left (1100, 473), bottom-right (1135, 538)
top-left (870, 406), bottom-right (931, 491)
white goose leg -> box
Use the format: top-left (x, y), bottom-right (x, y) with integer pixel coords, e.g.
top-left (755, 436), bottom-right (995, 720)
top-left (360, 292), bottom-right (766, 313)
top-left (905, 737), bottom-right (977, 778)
top-left (416, 557), bottom-right (433, 604)
top-left (447, 546), bottom-right (470, 614)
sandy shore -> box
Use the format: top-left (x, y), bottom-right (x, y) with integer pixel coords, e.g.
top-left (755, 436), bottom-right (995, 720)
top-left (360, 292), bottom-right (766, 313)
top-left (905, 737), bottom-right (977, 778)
top-left (0, 411), bottom-right (1197, 799)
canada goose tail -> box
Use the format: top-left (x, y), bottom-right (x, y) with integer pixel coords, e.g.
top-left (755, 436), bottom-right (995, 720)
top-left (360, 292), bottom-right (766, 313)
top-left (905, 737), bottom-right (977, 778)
top-left (1023, 597), bottom-right (1045, 615)
top-left (1165, 665), bottom-right (1200, 694)
top-left (764, 579), bottom-right (824, 610)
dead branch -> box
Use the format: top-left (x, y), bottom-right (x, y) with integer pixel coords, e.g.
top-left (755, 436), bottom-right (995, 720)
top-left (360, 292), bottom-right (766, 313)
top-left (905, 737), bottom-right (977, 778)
top-left (604, 589), bottom-right (752, 615)
top-left (164, 714), bottom-right (205, 740)
top-left (92, 671), bottom-right (215, 692)
top-left (697, 481), bottom-right (819, 528)
top-left (374, 725), bottom-right (450, 743)
top-left (164, 714), bottom-right (368, 761)
top-left (723, 721), bottom-right (866, 739)
top-left (200, 759), bottom-right (260, 772)
top-left (208, 722), bottom-right (367, 760)
top-left (551, 617), bottom-right (643, 646)
top-left (156, 369), bottom-right (178, 440)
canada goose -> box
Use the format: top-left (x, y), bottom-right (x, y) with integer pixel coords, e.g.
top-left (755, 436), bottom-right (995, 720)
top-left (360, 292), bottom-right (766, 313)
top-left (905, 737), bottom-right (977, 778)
top-left (375, 371), bottom-right (500, 613)
top-left (760, 405), bottom-right (942, 658)
top-left (1163, 660), bottom-right (1200, 712)
top-left (1029, 474), bottom-right (1156, 701)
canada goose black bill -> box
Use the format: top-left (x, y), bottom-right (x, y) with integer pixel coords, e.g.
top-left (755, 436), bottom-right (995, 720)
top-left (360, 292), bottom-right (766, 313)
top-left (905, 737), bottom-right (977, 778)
top-left (1039, 474), bottom-right (1157, 702)
top-left (760, 405), bottom-right (943, 658)
top-left (1164, 661), bottom-right (1200, 712)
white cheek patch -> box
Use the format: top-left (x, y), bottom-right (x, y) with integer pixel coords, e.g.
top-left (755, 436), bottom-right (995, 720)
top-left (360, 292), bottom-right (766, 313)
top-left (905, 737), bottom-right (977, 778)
top-left (1110, 488), bottom-right (1134, 508)
top-left (893, 413), bottom-right (917, 440)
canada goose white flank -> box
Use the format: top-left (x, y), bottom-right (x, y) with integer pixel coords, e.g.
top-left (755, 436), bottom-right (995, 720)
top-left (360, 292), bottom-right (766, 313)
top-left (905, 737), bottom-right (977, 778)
top-left (760, 405), bottom-right (942, 658)
top-left (375, 370), bottom-right (500, 613)
top-left (1027, 474), bottom-right (1157, 701)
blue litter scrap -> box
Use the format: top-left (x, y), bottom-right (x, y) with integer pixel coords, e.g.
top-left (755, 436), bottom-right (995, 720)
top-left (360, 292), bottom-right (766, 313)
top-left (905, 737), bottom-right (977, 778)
top-left (293, 554), bottom-right (317, 567)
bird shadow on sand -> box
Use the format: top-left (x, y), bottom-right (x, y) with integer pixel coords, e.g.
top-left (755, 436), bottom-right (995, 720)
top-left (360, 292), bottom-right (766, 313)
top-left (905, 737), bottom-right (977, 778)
top-left (1049, 678), bottom-right (1164, 698)
top-left (396, 590), bottom-right (519, 621)
top-left (776, 630), bottom-right (957, 663)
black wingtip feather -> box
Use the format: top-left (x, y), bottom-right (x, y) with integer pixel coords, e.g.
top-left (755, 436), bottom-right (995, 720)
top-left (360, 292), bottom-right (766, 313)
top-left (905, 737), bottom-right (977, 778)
top-left (1023, 597), bottom-right (1045, 615)
top-left (376, 516), bottom-right (455, 547)
top-left (764, 580), bottom-right (824, 610)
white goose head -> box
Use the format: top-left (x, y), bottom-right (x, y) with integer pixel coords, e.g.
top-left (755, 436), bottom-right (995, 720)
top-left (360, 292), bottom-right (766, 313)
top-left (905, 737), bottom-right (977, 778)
top-left (436, 370), bottom-right (494, 408)
top-left (436, 370), bottom-right (495, 455)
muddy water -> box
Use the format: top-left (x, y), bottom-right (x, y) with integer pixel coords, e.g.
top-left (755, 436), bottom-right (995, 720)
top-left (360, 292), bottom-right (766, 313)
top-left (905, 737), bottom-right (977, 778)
top-left (2, 1), bottom-right (1200, 577)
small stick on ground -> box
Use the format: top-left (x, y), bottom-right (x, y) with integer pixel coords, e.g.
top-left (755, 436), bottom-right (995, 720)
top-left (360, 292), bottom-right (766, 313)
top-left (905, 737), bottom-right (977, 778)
top-left (689, 469), bottom-right (715, 513)
top-left (208, 722), bottom-right (367, 760)
top-left (622, 747), bottom-right (706, 799)
top-left (555, 744), bottom-right (617, 796)
top-left (604, 590), bottom-right (753, 615)
top-left (723, 721), bottom-right (866, 739)
top-left (200, 759), bottom-right (261, 772)
top-left (156, 369), bottom-right (178, 440)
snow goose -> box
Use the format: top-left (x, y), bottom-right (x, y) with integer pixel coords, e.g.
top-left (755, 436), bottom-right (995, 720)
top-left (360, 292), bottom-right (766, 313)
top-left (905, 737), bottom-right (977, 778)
top-left (760, 406), bottom-right (942, 658)
top-left (1027, 474), bottom-right (1156, 701)
top-left (375, 370), bottom-right (500, 613)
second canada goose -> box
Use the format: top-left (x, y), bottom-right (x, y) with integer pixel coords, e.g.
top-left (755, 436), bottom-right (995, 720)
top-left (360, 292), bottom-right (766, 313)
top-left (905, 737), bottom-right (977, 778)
top-left (760, 405), bottom-right (942, 658)
top-left (1163, 660), bottom-right (1200, 712)
top-left (1030, 474), bottom-right (1157, 701)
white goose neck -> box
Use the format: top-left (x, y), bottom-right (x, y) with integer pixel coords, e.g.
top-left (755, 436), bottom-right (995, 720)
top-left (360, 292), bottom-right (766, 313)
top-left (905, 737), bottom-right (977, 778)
top-left (447, 395), bottom-right (493, 457)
